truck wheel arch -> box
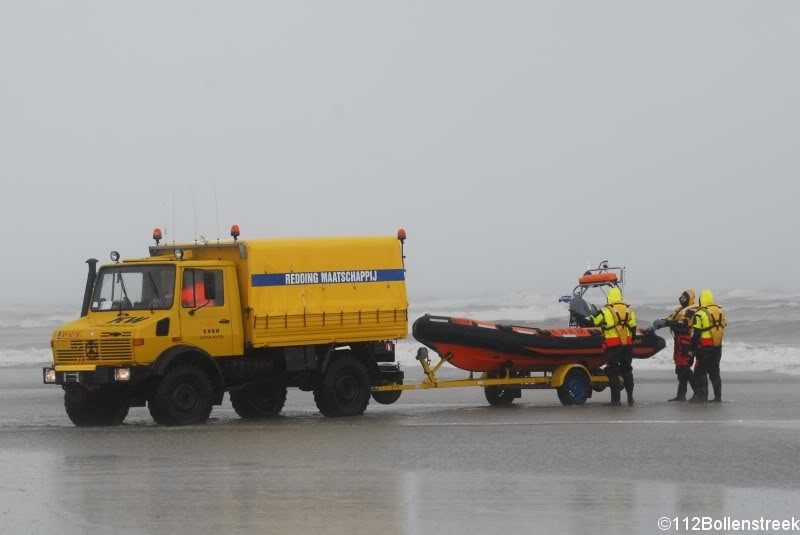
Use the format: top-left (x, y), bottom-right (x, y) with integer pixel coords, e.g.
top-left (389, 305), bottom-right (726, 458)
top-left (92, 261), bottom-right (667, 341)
top-left (150, 345), bottom-right (226, 404)
top-left (347, 344), bottom-right (381, 385)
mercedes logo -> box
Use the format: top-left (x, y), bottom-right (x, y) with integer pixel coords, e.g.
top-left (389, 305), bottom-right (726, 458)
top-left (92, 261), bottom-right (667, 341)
top-left (84, 340), bottom-right (99, 360)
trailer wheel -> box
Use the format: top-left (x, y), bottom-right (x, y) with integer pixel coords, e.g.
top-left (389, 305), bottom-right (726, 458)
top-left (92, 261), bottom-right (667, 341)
top-left (148, 365), bottom-right (214, 426)
top-left (557, 368), bottom-right (590, 406)
top-left (371, 386), bottom-right (402, 405)
top-left (314, 353), bottom-right (370, 417)
top-left (230, 384), bottom-right (288, 419)
top-left (484, 386), bottom-right (517, 406)
top-left (64, 386), bottom-right (129, 427)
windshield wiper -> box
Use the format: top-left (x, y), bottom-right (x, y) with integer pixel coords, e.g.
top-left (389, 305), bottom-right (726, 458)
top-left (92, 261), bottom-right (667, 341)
top-left (117, 274), bottom-right (131, 316)
top-left (147, 272), bottom-right (160, 313)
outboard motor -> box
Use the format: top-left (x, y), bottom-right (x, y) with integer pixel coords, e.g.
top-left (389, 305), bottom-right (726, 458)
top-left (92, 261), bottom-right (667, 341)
top-left (80, 259), bottom-right (99, 317)
top-left (569, 296), bottom-right (597, 327)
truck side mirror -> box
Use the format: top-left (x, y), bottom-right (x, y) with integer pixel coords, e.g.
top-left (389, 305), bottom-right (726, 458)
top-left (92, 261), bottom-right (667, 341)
top-left (203, 272), bottom-right (216, 301)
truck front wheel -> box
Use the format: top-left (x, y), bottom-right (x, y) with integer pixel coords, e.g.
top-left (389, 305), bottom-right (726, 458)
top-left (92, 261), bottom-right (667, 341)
top-left (64, 386), bottom-right (129, 427)
top-left (314, 353), bottom-right (371, 417)
top-left (148, 365), bottom-right (214, 426)
top-left (230, 384), bottom-right (288, 419)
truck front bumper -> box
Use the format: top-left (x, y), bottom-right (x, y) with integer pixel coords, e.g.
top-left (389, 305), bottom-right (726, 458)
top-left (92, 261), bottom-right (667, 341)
top-left (43, 365), bottom-right (151, 386)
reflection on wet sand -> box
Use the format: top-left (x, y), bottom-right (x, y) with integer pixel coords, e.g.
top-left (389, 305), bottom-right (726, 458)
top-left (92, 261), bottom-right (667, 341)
top-left (23, 452), bottom-right (795, 535)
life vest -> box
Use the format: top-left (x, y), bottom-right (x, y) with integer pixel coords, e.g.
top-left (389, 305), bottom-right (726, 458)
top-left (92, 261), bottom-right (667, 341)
top-left (666, 305), bottom-right (698, 337)
top-left (694, 304), bottom-right (726, 347)
top-left (600, 302), bottom-right (635, 346)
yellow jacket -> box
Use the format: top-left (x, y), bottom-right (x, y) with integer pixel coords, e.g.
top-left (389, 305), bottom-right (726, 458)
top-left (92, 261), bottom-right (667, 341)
top-left (692, 289), bottom-right (727, 347)
top-left (592, 287), bottom-right (637, 346)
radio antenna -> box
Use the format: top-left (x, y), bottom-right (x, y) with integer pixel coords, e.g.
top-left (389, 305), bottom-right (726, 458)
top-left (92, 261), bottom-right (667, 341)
top-left (172, 191), bottom-right (176, 245)
top-left (213, 179), bottom-right (220, 243)
top-left (192, 189), bottom-right (198, 245)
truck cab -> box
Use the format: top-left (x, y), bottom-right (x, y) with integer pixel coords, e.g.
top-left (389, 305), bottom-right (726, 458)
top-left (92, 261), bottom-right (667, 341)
top-left (44, 229), bottom-right (408, 426)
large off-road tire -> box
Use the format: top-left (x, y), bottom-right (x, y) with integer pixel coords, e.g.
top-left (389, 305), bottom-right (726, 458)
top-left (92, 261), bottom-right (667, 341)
top-left (314, 352), bottom-right (371, 417)
top-left (230, 384), bottom-right (288, 419)
top-left (64, 386), bottom-right (129, 427)
top-left (557, 368), bottom-right (591, 406)
top-left (148, 365), bottom-right (214, 426)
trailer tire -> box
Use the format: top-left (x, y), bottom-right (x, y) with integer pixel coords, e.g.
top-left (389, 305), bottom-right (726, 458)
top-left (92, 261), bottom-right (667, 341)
top-left (557, 368), bottom-right (590, 406)
top-left (371, 387), bottom-right (402, 405)
top-left (64, 386), bottom-right (129, 427)
top-left (314, 352), bottom-right (370, 417)
top-left (484, 386), bottom-right (517, 406)
top-left (148, 365), bottom-right (214, 426)
top-left (230, 385), bottom-right (288, 419)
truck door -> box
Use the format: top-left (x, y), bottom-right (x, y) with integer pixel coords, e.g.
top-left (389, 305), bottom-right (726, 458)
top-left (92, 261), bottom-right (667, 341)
top-left (178, 267), bottom-right (235, 356)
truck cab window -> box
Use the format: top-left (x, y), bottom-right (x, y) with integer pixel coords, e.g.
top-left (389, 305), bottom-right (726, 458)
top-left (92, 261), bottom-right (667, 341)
top-left (91, 265), bottom-right (176, 311)
top-left (182, 269), bottom-right (225, 308)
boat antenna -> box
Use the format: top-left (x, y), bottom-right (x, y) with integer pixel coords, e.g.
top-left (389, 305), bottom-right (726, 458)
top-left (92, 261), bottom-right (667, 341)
top-left (213, 179), bottom-right (220, 244)
top-left (171, 191), bottom-right (176, 245)
top-left (192, 189), bottom-right (198, 245)
top-left (161, 200), bottom-right (167, 244)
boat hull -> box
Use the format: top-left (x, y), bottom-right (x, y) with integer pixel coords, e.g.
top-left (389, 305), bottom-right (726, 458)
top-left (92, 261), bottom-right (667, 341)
top-left (412, 315), bottom-right (666, 373)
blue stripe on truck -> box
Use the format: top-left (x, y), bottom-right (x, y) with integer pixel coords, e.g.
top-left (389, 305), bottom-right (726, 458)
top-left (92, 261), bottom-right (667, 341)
top-left (251, 269), bottom-right (405, 287)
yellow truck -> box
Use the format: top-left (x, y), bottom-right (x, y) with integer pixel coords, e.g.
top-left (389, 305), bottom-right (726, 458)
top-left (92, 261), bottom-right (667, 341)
top-left (43, 227), bottom-right (409, 426)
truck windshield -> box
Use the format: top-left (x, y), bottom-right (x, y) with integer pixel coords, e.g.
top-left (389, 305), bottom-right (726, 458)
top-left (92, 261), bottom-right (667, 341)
top-left (91, 265), bottom-right (176, 312)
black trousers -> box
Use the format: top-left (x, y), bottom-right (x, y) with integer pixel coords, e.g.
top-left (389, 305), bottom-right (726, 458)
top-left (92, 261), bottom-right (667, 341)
top-left (694, 346), bottom-right (722, 401)
top-left (605, 346), bottom-right (634, 401)
top-left (675, 365), bottom-right (695, 398)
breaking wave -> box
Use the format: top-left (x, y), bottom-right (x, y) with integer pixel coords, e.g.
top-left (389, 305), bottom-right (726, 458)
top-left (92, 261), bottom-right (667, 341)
top-left (0, 348), bottom-right (52, 367)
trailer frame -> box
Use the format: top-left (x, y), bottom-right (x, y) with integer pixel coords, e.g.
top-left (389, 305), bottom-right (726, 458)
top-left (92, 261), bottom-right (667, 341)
top-left (372, 347), bottom-right (611, 405)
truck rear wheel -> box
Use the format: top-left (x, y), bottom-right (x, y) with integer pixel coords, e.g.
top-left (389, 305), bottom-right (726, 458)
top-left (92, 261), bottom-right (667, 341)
top-left (314, 353), bottom-right (371, 417)
top-left (148, 365), bottom-right (214, 426)
top-left (557, 368), bottom-right (591, 406)
top-left (64, 386), bottom-right (129, 427)
top-left (230, 384), bottom-right (288, 419)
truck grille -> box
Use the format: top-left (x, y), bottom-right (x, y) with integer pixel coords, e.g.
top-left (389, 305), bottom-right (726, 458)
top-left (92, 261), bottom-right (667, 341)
top-left (54, 333), bottom-right (134, 363)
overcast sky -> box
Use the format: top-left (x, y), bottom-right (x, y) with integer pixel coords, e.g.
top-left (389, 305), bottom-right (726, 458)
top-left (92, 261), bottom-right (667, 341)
top-left (1, 1), bottom-right (797, 306)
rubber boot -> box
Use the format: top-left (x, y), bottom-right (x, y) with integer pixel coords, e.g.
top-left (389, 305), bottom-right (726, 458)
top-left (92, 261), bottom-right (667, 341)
top-left (669, 376), bottom-right (687, 402)
top-left (689, 381), bottom-right (708, 403)
top-left (710, 375), bottom-right (722, 402)
top-left (610, 389), bottom-right (621, 407)
top-left (622, 370), bottom-right (634, 405)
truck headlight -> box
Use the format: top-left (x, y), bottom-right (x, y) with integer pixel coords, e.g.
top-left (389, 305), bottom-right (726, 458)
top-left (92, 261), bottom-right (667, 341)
top-left (44, 368), bottom-right (57, 384)
top-left (114, 368), bottom-right (131, 382)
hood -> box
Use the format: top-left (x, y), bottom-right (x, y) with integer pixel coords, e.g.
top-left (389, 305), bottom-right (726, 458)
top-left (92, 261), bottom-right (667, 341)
top-left (681, 289), bottom-right (697, 306)
top-left (607, 287), bottom-right (623, 304)
top-left (52, 311), bottom-right (169, 338)
top-left (700, 289), bottom-right (715, 307)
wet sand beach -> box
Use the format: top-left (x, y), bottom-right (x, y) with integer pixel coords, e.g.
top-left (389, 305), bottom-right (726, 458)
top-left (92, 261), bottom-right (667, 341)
top-left (1, 367), bottom-right (799, 534)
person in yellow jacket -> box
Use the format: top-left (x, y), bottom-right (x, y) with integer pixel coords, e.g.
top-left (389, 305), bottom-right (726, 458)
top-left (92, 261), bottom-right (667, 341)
top-left (588, 287), bottom-right (637, 406)
top-left (650, 289), bottom-right (699, 401)
top-left (689, 289), bottom-right (727, 403)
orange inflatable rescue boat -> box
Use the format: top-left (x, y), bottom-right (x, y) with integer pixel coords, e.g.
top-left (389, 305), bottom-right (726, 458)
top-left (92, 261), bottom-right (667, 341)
top-left (412, 262), bottom-right (666, 375)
